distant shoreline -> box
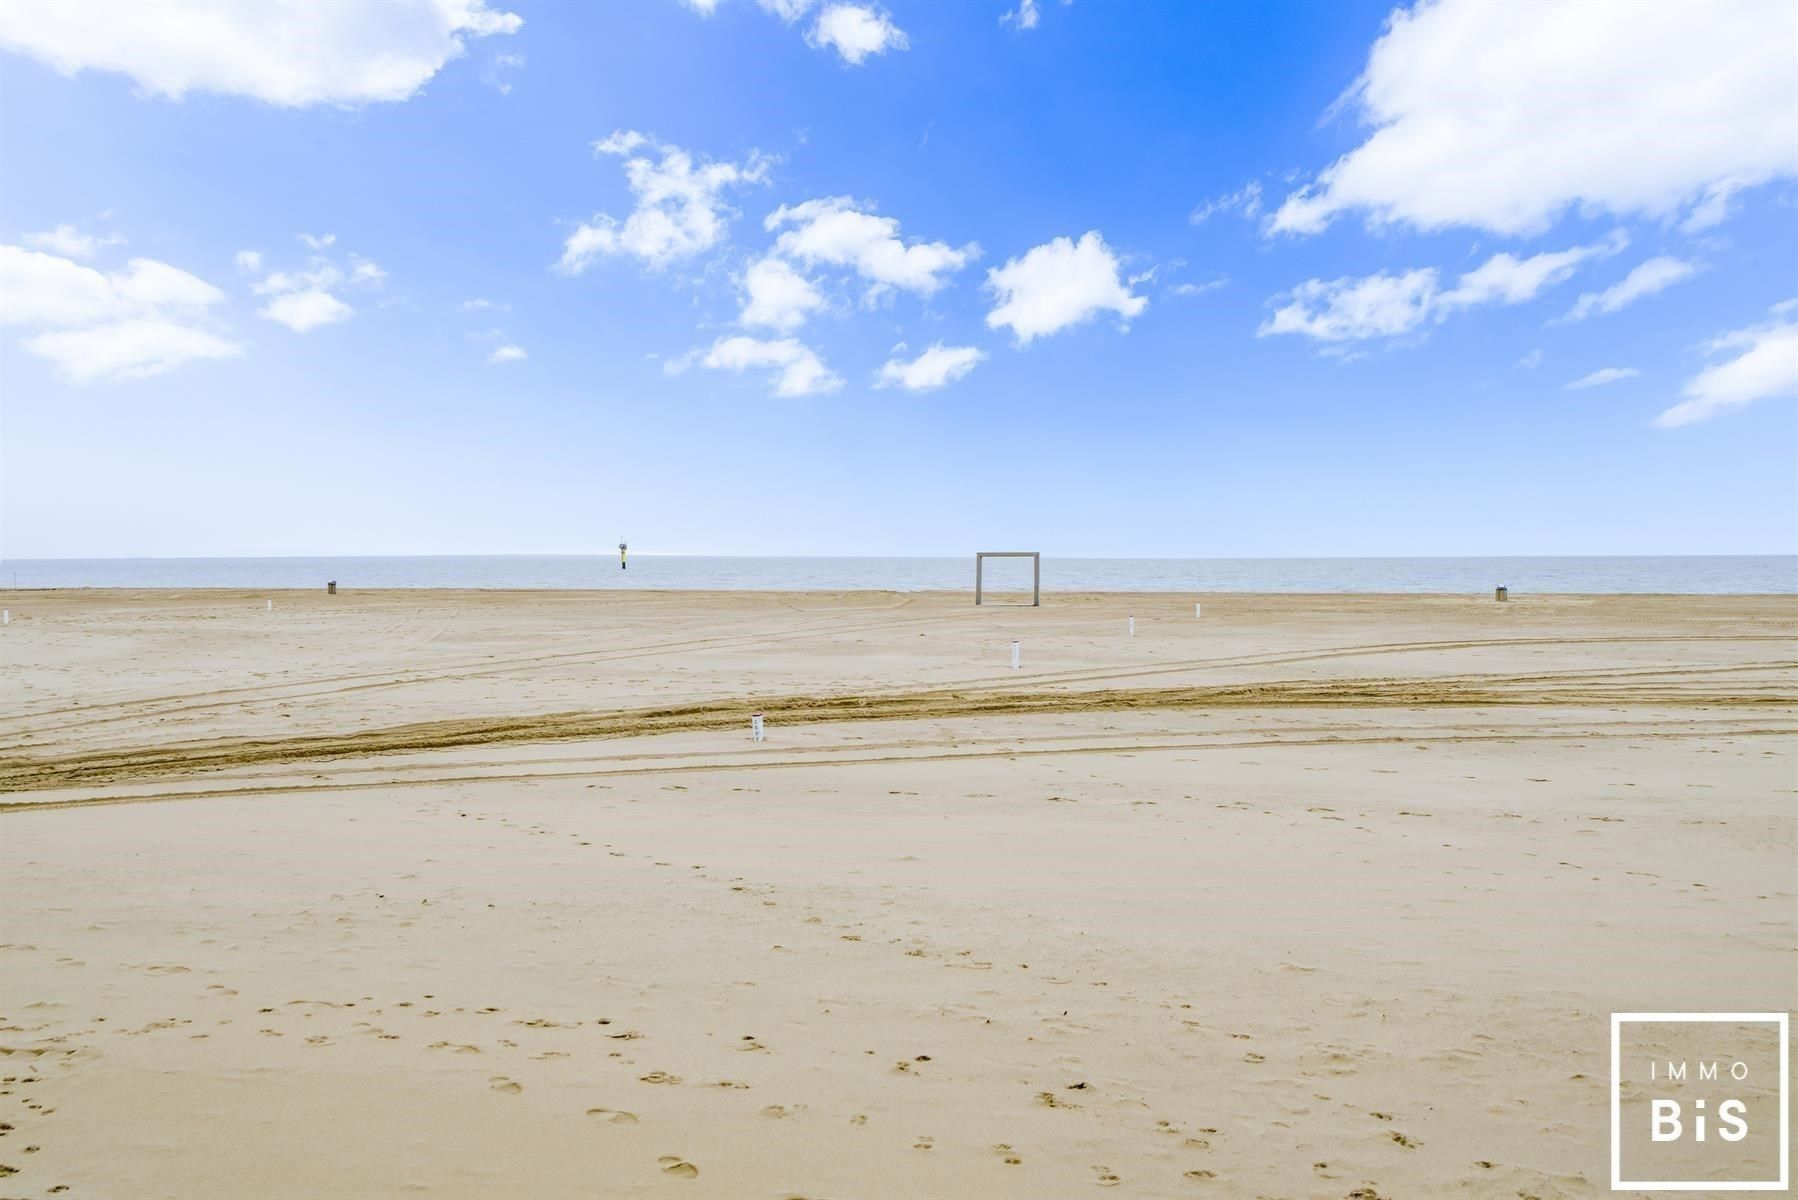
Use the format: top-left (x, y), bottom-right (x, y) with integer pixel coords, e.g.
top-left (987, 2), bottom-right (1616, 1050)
top-left (2, 554), bottom-right (1793, 595)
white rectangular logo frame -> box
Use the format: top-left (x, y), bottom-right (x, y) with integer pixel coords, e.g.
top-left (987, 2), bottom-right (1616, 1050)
top-left (1610, 1011), bottom-right (1790, 1191)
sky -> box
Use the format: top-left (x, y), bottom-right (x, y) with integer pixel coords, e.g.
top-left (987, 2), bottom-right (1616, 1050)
top-left (1, 0), bottom-right (1795, 560)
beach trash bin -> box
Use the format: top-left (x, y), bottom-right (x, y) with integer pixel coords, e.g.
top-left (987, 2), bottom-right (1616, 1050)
top-left (327, 580), bottom-right (337, 595)
top-left (1495, 585), bottom-right (1508, 602)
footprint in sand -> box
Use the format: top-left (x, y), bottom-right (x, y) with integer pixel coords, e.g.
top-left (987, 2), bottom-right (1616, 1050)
top-left (490, 1077), bottom-right (523, 1094)
top-left (1093, 1166), bottom-right (1121, 1187)
top-left (912, 1136), bottom-right (933, 1150)
top-left (992, 1143), bottom-right (1022, 1165)
top-left (761, 1105), bottom-right (793, 1119)
top-left (586, 1107), bottom-right (639, 1125)
top-left (639, 1071), bottom-right (682, 1085)
top-left (658, 1156), bottom-right (698, 1178)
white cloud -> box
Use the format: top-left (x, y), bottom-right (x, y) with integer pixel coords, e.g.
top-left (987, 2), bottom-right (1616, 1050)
top-left (1565, 256), bottom-right (1698, 321)
top-left (487, 342), bottom-right (527, 364)
top-left (1566, 366), bottom-right (1640, 389)
top-left (1001, 0), bottom-right (1040, 30)
top-left (482, 51), bottom-right (523, 94)
top-left (259, 289), bottom-right (352, 333)
top-left (557, 131), bottom-right (770, 274)
top-left (1189, 181), bottom-right (1262, 225)
top-left (0, 244), bottom-right (240, 381)
top-left (1262, 235), bottom-right (1622, 343)
top-left (1655, 304), bottom-right (1798, 427)
top-left (299, 232), bottom-right (336, 250)
top-left (765, 196), bottom-right (975, 297)
top-left (1259, 268), bottom-right (1437, 343)
top-left (249, 241), bottom-right (384, 332)
top-left (758, 0), bottom-right (816, 19)
top-left (22, 319), bottom-right (240, 383)
top-left (698, 334), bottom-right (841, 396)
top-left (233, 249), bottom-right (262, 273)
top-left (807, 4), bottom-right (907, 65)
top-left (22, 223), bottom-right (123, 259)
top-left (1269, 0), bottom-right (1798, 236)
top-left (683, 0), bottom-right (723, 12)
top-left (740, 256), bottom-right (825, 332)
top-left (1517, 348), bottom-right (1543, 369)
top-left (1437, 234), bottom-right (1624, 310)
top-left (1169, 277), bottom-right (1227, 298)
top-left (985, 231), bottom-right (1147, 345)
top-left (0, 0), bottom-right (522, 107)
top-left (875, 343), bottom-right (985, 392)
top-left (461, 297), bottom-right (508, 311)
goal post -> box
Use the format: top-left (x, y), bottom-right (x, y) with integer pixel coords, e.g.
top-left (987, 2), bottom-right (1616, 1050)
top-left (974, 551), bottom-right (1040, 606)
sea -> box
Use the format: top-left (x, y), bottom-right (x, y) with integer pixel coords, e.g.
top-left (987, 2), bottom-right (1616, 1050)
top-left (2, 556), bottom-right (1794, 594)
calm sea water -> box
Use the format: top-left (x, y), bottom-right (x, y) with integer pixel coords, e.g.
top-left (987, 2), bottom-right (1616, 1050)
top-left (2, 556), bottom-right (1794, 593)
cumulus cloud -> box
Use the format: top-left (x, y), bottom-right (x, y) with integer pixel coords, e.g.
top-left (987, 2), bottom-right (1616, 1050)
top-left (1261, 234), bottom-right (1623, 344)
top-left (1517, 348), bottom-right (1543, 369)
top-left (259, 289), bottom-right (352, 333)
top-left (1565, 256), bottom-right (1698, 321)
top-left (233, 249), bottom-right (262, 273)
top-left (696, 334), bottom-right (841, 396)
top-left (557, 131), bottom-right (770, 274)
top-left (874, 343), bottom-right (985, 392)
top-left (807, 4), bottom-right (907, 65)
top-left (985, 231), bottom-right (1146, 345)
top-left (1655, 303), bottom-right (1798, 427)
top-left (739, 256), bottom-right (825, 332)
top-left (765, 197), bottom-right (975, 298)
top-left (0, 0), bottom-right (521, 107)
top-left (1259, 268), bottom-right (1438, 343)
top-left (22, 223), bottom-right (124, 259)
top-left (487, 342), bottom-right (527, 364)
top-left (1566, 367), bottom-right (1640, 389)
top-left (0, 244), bottom-right (240, 381)
top-left (1269, 0), bottom-right (1798, 237)
top-left (249, 241), bottom-right (384, 332)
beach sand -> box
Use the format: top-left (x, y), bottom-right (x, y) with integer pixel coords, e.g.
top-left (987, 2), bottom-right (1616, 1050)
top-left (0, 589), bottom-right (1792, 1198)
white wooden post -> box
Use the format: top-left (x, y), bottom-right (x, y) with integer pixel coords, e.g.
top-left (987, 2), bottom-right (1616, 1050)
top-left (1010, 639), bottom-right (1020, 670)
top-left (751, 712), bottom-right (765, 742)
top-left (1195, 602), bottom-right (1202, 619)
top-left (2, 610), bottom-right (8, 626)
top-left (1128, 615), bottom-right (1135, 637)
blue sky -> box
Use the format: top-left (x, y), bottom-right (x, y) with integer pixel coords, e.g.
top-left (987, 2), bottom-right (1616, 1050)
top-left (1, 0), bottom-right (1794, 559)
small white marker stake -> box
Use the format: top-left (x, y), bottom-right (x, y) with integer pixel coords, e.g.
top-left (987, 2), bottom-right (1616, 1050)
top-left (267, 599), bottom-right (273, 612)
top-left (1128, 615), bottom-right (1135, 638)
top-left (1011, 639), bottom-right (1020, 670)
top-left (751, 712), bottom-right (765, 742)
top-left (1195, 602), bottom-right (1202, 619)
top-left (2, 610), bottom-right (8, 626)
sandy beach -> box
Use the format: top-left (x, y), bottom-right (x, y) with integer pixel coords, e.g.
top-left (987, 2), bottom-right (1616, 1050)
top-left (0, 588), bottom-right (1792, 1199)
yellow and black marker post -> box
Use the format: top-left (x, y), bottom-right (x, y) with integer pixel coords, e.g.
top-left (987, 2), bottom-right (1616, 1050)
top-left (619, 540), bottom-right (627, 570)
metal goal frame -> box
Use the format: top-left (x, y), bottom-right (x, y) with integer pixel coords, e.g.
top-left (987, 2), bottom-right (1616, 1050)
top-left (974, 551), bottom-right (1040, 606)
